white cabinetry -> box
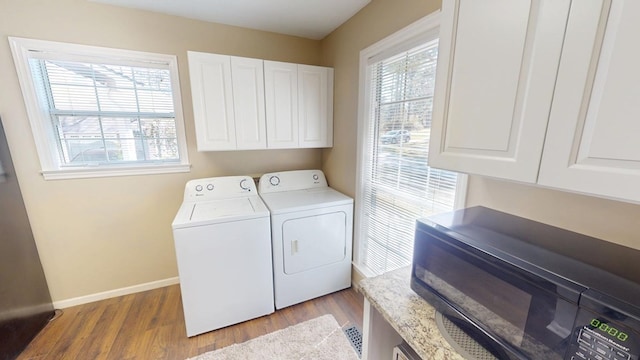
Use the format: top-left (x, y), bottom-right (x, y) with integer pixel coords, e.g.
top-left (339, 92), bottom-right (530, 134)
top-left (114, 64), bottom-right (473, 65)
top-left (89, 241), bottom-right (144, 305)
top-left (264, 61), bottom-right (298, 149)
top-left (188, 52), bottom-right (266, 151)
top-left (430, 0), bottom-right (640, 203)
top-left (188, 52), bottom-right (236, 150)
top-left (538, 1), bottom-right (640, 202)
top-left (189, 52), bottom-right (333, 151)
top-left (429, 0), bottom-right (571, 183)
top-left (230, 57), bottom-right (267, 150)
top-left (264, 61), bottom-right (333, 149)
top-left (298, 65), bottom-right (333, 148)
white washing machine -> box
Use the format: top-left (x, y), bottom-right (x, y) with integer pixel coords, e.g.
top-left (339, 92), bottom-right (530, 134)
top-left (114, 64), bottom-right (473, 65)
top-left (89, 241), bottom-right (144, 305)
top-left (258, 169), bottom-right (353, 309)
top-left (172, 176), bottom-right (274, 337)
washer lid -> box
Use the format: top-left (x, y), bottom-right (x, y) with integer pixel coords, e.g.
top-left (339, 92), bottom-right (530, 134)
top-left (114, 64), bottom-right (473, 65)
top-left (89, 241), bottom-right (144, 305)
top-left (172, 196), bottom-right (269, 229)
top-left (259, 187), bottom-right (353, 214)
top-left (191, 198), bottom-right (256, 221)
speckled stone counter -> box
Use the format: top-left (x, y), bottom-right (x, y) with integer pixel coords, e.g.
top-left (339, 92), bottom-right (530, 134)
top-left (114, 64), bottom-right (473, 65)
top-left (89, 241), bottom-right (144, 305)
top-left (359, 266), bottom-right (465, 360)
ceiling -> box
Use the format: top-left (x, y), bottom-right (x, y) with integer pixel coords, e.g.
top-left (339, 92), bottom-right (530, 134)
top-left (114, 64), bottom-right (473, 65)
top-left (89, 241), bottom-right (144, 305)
top-left (90, 0), bottom-right (371, 40)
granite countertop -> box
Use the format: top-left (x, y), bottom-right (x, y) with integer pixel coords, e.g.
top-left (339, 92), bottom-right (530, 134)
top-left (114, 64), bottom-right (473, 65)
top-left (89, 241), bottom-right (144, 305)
top-left (359, 266), bottom-right (465, 360)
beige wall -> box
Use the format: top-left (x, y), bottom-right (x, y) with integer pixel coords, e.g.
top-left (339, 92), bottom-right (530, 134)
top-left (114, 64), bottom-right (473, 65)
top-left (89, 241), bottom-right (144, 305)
top-left (465, 177), bottom-right (640, 250)
top-left (4, 0), bottom-right (640, 305)
top-left (0, 0), bottom-right (323, 302)
top-left (322, 0), bottom-right (640, 254)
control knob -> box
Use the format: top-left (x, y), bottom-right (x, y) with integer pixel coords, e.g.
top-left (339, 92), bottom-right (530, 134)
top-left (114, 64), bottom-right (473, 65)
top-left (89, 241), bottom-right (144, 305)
top-left (269, 176), bottom-right (280, 186)
top-left (240, 179), bottom-right (251, 191)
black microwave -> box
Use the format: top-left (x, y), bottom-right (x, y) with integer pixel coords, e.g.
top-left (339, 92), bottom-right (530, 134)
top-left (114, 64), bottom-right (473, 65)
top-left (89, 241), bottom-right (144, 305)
top-left (411, 206), bottom-right (640, 360)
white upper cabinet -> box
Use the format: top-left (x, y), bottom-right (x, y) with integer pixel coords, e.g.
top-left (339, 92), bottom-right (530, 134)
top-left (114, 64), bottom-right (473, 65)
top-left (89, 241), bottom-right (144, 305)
top-left (431, 0), bottom-right (640, 203)
top-left (264, 61), bottom-right (299, 149)
top-left (230, 57), bottom-right (267, 150)
top-left (429, 0), bottom-right (571, 183)
top-left (264, 61), bottom-right (334, 149)
top-left (189, 54), bottom-right (333, 151)
top-left (538, 0), bottom-right (640, 202)
top-left (188, 52), bottom-right (237, 151)
top-left (188, 52), bottom-right (266, 151)
top-left (298, 65), bottom-right (334, 148)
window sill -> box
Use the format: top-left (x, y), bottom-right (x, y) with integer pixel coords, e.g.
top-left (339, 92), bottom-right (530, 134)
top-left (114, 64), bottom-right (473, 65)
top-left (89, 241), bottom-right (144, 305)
top-left (41, 163), bottom-right (191, 180)
top-left (353, 262), bottom-right (385, 279)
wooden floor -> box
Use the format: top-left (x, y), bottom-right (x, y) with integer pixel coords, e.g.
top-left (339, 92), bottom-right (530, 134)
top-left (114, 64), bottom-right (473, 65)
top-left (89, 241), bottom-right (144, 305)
top-left (17, 285), bottom-right (364, 360)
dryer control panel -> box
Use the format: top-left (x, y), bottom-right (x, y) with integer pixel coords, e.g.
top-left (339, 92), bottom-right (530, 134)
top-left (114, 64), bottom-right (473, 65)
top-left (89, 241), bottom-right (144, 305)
top-left (258, 170), bottom-right (328, 193)
top-left (184, 176), bottom-right (257, 201)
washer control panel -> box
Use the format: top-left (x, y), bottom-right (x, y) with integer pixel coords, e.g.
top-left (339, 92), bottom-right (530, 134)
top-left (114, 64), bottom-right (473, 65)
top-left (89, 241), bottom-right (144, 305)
top-left (258, 170), bottom-right (328, 193)
top-left (184, 176), bottom-right (257, 201)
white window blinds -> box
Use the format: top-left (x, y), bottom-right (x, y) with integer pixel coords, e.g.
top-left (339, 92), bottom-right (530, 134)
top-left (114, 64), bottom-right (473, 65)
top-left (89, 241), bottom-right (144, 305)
top-left (357, 38), bottom-right (461, 276)
top-left (30, 59), bottom-right (179, 166)
top-left (9, 37), bottom-right (189, 179)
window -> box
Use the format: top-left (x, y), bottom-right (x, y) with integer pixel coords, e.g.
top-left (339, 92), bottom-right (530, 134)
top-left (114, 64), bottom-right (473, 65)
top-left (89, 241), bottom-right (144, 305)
top-left (9, 37), bottom-right (189, 179)
top-left (355, 13), bottom-right (467, 277)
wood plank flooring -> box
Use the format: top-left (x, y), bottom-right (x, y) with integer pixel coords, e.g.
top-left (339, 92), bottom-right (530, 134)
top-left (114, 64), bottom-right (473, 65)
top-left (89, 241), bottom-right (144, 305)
top-left (17, 285), bottom-right (364, 360)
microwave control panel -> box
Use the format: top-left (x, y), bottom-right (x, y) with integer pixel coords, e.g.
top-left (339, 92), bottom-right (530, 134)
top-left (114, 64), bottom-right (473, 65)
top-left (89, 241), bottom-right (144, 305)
top-left (566, 309), bottom-right (639, 360)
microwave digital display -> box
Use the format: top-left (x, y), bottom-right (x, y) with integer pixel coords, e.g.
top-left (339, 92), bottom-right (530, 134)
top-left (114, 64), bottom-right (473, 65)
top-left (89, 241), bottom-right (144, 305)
top-left (589, 318), bottom-right (630, 342)
top-left (566, 307), bottom-right (640, 360)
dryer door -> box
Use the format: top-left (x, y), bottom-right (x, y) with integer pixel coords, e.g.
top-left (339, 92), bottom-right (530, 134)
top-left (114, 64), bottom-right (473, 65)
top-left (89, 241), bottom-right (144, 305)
top-left (282, 211), bottom-right (347, 274)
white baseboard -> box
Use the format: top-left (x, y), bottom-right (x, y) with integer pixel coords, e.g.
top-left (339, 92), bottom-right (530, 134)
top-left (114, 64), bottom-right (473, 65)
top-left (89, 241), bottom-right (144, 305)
top-left (53, 277), bottom-right (180, 309)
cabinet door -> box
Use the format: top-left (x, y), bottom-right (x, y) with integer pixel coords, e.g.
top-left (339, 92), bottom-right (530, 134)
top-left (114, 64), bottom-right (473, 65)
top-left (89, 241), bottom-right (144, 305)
top-left (230, 57), bottom-right (266, 150)
top-left (428, 0), bottom-right (570, 182)
top-left (264, 61), bottom-right (298, 149)
top-left (298, 65), bottom-right (333, 148)
top-left (539, 1), bottom-right (640, 202)
top-left (187, 51), bottom-right (236, 151)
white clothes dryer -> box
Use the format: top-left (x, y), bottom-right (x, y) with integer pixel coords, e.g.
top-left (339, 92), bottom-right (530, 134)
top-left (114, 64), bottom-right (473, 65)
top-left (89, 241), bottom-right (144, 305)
top-left (172, 176), bottom-right (274, 337)
top-left (258, 169), bottom-right (353, 309)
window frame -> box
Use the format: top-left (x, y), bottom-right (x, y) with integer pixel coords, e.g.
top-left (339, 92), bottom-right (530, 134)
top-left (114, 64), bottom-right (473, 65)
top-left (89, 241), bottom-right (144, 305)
top-left (8, 37), bottom-right (190, 180)
top-left (354, 11), bottom-right (468, 278)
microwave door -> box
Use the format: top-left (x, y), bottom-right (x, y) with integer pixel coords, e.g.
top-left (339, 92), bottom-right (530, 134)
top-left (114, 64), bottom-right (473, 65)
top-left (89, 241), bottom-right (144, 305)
top-left (412, 231), bottom-right (580, 359)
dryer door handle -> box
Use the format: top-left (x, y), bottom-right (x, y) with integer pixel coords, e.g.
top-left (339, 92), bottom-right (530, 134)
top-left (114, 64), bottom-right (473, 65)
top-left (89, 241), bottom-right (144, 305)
top-left (291, 239), bottom-right (299, 255)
